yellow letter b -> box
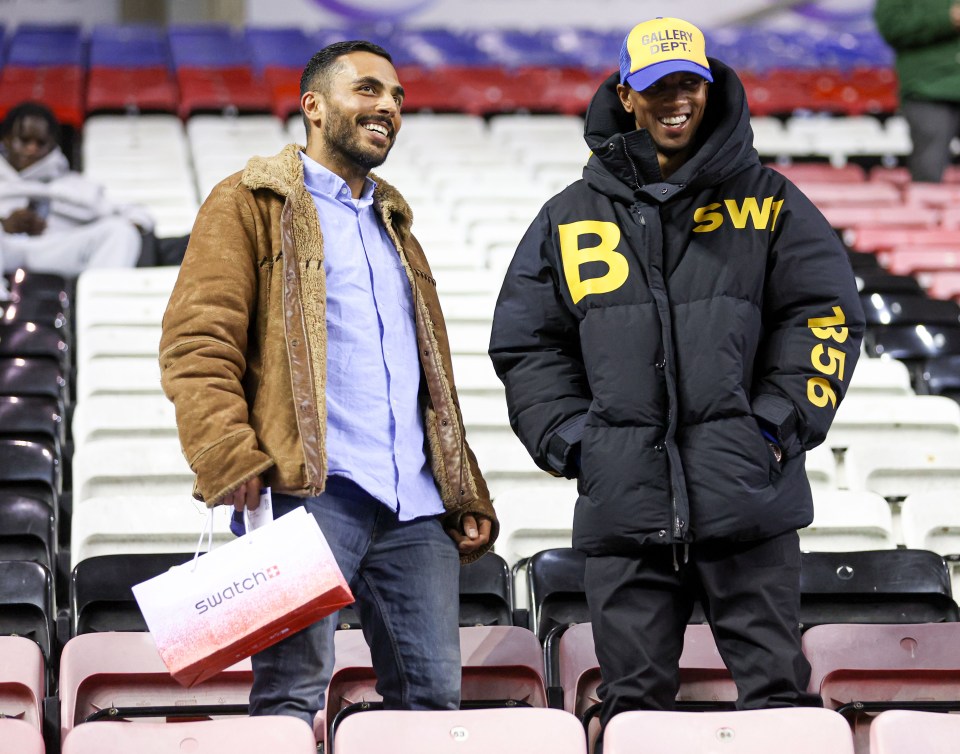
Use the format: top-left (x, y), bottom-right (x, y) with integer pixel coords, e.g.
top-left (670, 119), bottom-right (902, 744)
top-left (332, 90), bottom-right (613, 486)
top-left (558, 221), bottom-right (629, 304)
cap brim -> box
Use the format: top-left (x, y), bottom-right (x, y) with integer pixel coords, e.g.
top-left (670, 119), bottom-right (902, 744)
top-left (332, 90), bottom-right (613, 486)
top-left (624, 60), bottom-right (713, 92)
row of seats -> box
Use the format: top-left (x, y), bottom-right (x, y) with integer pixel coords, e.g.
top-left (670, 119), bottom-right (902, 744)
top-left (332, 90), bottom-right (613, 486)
top-left (3, 618), bottom-right (960, 753)
top-left (0, 23), bottom-right (899, 125)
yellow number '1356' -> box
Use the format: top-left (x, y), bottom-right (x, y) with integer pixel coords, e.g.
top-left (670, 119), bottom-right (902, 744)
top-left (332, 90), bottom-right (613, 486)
top-left (806, 306), bottom-right (847, 408)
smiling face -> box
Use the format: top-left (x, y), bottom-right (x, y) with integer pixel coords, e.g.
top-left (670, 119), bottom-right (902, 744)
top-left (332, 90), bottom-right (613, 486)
top-left (3, 114), bottom-right (56, 172)
top-left (301, 50), bottom-right (404, 192)
top-left (617, 72), bottom-right (708, 178)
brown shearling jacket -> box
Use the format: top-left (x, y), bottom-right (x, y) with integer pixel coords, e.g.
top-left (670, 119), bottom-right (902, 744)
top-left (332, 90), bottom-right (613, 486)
top-left (159, 144), bottom-right (497, 561)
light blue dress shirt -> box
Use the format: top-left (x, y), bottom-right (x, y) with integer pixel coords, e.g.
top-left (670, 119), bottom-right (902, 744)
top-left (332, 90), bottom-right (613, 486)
top-left (300, 152), bottom-right (444, 520)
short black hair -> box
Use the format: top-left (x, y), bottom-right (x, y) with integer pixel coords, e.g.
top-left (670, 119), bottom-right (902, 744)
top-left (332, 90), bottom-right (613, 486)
top-left (1, 101), bottom-right (60, 142)
top-left (299, 40), bottom-right (393, 98)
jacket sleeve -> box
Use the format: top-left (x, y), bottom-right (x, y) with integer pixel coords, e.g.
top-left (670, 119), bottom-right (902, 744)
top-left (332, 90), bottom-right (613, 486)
top-left (489, 208), bottom-right (592, 478)
top-left (750, 180), bottom-right (865, 458)
top-left (158, 181), bottom-right (274, 504)
top-left (874, 0), bottom-right (958, 50)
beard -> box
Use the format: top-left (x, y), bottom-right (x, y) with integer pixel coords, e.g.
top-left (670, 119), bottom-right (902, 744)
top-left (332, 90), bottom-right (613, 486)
top-left (322, 107), bottom-right (394, 171)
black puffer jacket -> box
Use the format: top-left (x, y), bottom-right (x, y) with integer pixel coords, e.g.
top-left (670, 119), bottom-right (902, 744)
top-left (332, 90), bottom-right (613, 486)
top-left (489, 60), bottom-right (864, 554)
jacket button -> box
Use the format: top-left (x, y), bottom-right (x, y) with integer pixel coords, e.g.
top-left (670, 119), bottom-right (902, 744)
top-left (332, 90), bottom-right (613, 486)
top-left (661, 188), bottom-right (668, 195)
top-left (654, 443), bottom-right (664, 452)
top-left (658, 530), bottom-right (666, 537)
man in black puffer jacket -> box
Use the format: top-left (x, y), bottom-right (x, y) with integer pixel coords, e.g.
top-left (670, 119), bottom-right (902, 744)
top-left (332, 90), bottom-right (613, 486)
top-left (489, 16), bottom-right (864, 732)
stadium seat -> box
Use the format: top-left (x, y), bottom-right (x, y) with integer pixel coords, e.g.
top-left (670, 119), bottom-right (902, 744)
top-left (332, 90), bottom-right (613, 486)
top-left (820, 205), bottom-right (940, 231)
top-left (0, 357), bottom-right (68, 405)
top-left (919, 354), bottom-right (960, 401)
top-left (0, 494), bottom-right (56, 569)
top-left (900, 492), bottom-right (960, 594)
top-left (0, 394), bottom-right (64, 450)
top-left (555, 622), bottom-right (736, 751)
top-left (0, 635), bottom-right (45, 728)
top-left (70, 552), bottom-right (194, 637)
top-left (869, 709), bottom-right (960, 754)
top-left (804, 443), bottom-right (839, 490)
top-left (863, 324), bottom-right (960, 367)
top-left (859, 294), bottom-right (960, 328)
top-left (844, 357), bottom-right (914, 396)
top-left (605, 707), bottom-right (853, 754)
top-left (0, 438), bottom-right (60, 510)
top-left (60, 715), bottom-right (316, 754)
top-left (883, 247), bottom-right (960, 278)
top-left (846, 228), bottom-right (960, 253)
top-left (324, 626), bottom-right (548, 744)
top-left (0, 321), bottom-right (69, 371)
top-left (825, 394), bottom-right (960, 451)
top-left (798, 550), bottom-right (959, 630)
top-left (71, 438), bottom-right (194, 503)
top-left (70, 495), bottom-right (233, 569)
top-left (526, 548), bottom-right (588, 643)
top-left (843, 439), bottom-right (960, 500)
top-left (489, 480), bottom-right (578, 591)
top-left (71, 394), bottom-right (177, 446)
top-left (802, 622), bottom-right (960, 750)
top-left (0, 561), bottom-right (55, 667)
top-left (86, 66), bottom-right (179, 115)
top-left (0, 719), bottom-right (45, 754)
top-left (59, 631), bottom-right (253, 741)
top-left (333, 708), bottom-right (587, 754)
top-left (800, 490), bottom-right (896, 552)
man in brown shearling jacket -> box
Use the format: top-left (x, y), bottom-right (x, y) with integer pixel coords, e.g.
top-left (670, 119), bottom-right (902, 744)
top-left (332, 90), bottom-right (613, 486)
top-left (159, 40), bottom-right (497, 736)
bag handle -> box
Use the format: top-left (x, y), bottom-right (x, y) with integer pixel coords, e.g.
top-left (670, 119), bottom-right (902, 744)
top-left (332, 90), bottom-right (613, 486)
top-left (191, 507), bottom-right (215, 571)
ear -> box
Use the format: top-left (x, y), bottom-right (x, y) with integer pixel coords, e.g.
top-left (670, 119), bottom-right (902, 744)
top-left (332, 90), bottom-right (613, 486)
top-left (616, 83), bottom-right (633, 113)
top-left (301, 89), bottom-right (325, 129)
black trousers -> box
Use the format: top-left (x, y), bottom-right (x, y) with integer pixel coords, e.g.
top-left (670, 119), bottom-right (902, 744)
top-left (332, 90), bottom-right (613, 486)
top-left (584, 530), bottom-right (822, 732)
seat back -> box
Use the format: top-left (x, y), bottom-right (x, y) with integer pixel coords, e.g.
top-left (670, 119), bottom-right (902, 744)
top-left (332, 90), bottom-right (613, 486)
top-left (799, 550), bottom-right (959, 629)
top-left (60, 715), bottom-right (316, 754)
top-left (333, 708), bottom-right (587, 754)
top-left (0, 718), bottom-right (45, 754)
top-left (603, 708), bottom-right (854, 754)
top-left (0, 636), bottom-right (45, 728)
top-left (869, 709), bottom-right (960, 754)
top-left (0, 494), bottom-right (56, 568)
top-left (526, 548), bottom-right (588, 642)
top-left (71, 552), bottom-right (194, 636)
top-left (59, 632), bottom-right (253, 742)
top-left (0, 561), bottom-right (55, 664)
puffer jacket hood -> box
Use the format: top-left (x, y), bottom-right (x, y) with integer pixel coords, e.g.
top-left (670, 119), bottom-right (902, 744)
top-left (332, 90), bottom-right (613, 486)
top-left (582, 59), bottom-right (758, 200)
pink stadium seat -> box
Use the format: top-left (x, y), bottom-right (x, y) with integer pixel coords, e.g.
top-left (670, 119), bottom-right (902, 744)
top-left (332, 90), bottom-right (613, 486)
top-left (868, 166), bottom-right (912, 188)
top-left (881, 247), bottom-right (960, 277)
top-left (59, 632), bottom-right (253, 744)
top-left (0, 718), bottom-right (45, 754)
top-left (558, 622), bottom-right (736, 718)
top-left (802, 623), bottom-right (960, 751)
top-left (903, 183), bottom-right (960, 209)
top-left (0, 636), bottom-right (45, 730)
top-left (793, 181), bottom-right (902, 208)
top-left (939, 206), bottom-right (960, 230)
top-left (923, 270), bottom-right (960, 301)
top-left (820, 206), bottom-right (940, 232)
top-left (324, 626), bottom-right (548, 744)
top-left (869, 709), bottom-right (960, 754)
top-left (333, 708), bottom-right (587, 754)
top-left (602, 708), bottom-right (855, 754)
top-left (60, 715), bottom-right (316, 754)
top-left (844, 228), bottom-right (960, 253)
top-left (768, 162), bottom-right (866, 184)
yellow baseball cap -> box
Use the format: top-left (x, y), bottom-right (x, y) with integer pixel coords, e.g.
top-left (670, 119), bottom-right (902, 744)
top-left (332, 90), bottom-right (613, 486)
top-left (619, 17), bottom-right (713, 91)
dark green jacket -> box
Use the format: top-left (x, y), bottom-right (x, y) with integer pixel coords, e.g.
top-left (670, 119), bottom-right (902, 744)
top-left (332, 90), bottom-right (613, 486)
top-left (875, 0), bottom-right (960, 103)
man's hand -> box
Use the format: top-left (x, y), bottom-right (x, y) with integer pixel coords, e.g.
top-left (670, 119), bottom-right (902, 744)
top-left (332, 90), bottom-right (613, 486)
top-left (2, 208), bottom-right (46, 236)
top-left (446, 514), bottom-right (492, 555)
top-left (221, 476), bottom-right (262, 512)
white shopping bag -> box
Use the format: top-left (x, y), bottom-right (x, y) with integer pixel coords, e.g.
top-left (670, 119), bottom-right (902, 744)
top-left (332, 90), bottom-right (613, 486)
top-left (133, 506), bottom-right (353, 687)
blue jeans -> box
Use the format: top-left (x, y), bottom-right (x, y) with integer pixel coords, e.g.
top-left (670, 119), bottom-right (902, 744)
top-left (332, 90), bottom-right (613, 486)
top-left (248, 476), bottom-right (462, 726)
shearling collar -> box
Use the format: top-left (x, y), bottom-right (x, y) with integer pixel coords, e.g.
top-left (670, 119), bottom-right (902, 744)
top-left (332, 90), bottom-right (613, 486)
top-left (241, 143), bottom-right (413, 233)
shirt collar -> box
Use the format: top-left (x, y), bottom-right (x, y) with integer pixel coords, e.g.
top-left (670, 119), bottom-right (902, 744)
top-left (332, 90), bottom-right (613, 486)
top-left (300, 151), bottom-right (377, 208)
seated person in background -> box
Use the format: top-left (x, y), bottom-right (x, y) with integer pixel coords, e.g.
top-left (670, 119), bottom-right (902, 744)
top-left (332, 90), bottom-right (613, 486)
top-left (0, 101), bottom-right (153, 279)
